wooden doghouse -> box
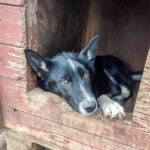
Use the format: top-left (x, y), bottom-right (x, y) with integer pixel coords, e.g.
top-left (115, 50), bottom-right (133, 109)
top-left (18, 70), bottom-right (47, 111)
top-left (0, 0), bottom-right (150, 149)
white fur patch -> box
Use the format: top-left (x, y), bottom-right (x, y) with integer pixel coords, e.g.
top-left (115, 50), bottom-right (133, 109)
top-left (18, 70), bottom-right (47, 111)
top-left (104, 69), bottom-right (118, 85)
top-left (41, 62), bottom-right (48, 72)
top-left (120, 85), bottom-right (130, 98)
top-left (131, 74), bottom-right (142, 81)
top-left (67, 58), bottom-right (95, 103)
top-left (98, 95), bottom-right (126, 119)
top-left (67, 58), bottom-right (76, 72)
top-left (79, 84), bottom-right (93, 102)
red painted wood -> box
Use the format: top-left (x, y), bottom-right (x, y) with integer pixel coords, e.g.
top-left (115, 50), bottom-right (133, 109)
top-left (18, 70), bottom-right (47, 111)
top-left (2, 105), bottom-right (138, 150)
top-left (0, 5), bottom-right (26, 47)
top-left (0, 0), bottom-right (25, 6)
top-left (0, 44), bottom-right (26, 80)
top-left (0, 77), bottom-right (27, 110)
top-left (0, 77), bottom-right (149, 149)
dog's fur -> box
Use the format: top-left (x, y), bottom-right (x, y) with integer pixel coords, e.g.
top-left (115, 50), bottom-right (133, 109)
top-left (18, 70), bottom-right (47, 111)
top-left (25, 36), bottom-right (142, 118)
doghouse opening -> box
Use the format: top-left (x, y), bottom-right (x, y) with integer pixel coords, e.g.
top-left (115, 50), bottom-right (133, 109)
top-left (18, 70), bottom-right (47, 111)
top-left (27, 0), bottom-right (150, 114)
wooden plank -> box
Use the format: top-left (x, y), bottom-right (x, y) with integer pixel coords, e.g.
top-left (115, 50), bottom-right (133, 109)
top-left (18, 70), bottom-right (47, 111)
top-left (0, 44), bottom-right (26, 80)
top-left (0, 77), bottom-right (150, 149)
top-left (2, 105), bottom-right (138, 150)
top-left (0, 77), bottom-right (27, 110)
top-left (37, 0), bottom-right (90, 56)
top-left (0, 111), bottom-right (2, 129)
top-left (83, 0), bottom-right (102, 48)
top-left (0, 0), bottom-right (25, 6)
top-left (6, 129), bottom-right (63, 150)
top-left (133, 49), bottom-right (150, 133)
top-left (0, 4), bottom-right (26, 47)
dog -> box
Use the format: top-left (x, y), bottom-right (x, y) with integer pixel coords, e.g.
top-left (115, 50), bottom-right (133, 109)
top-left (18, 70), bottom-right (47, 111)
top-left (25, 35), bottom-right (142, 118)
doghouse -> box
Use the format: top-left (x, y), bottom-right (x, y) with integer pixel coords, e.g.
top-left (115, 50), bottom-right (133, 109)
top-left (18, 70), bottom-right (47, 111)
top-left (0, 0), bottom-right (150, 149)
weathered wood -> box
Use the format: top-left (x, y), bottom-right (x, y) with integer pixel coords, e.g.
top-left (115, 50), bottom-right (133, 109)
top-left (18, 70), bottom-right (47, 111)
top-left (0, 111), bottom-right (2, 129)
top-left (1, 76), bottom-right (150, 149)
top-left (25, 0), bottom-right (38, 90)
top-left (133, 49), bottom-right (150, 133)
top-left (2, 105), bottom-right (140, 150)
top-left (0, 44), bottom-right (26, 80)
top-left (0, 77), bottom-right (26, 110)
top-left (1, 0), bottom-right (150, 149)
top-left (93, 0), bottom-right (150, 71)
top-left (0, 0), bottom-right (25, 6)
top-left (6, 129), bottom-right (61, 150)
top-left (37, 0), bottom-right (90, 57)
top-left (83, 0), bottom-right (102, 48)
top-left (0, 4), bottom-right (26, 47)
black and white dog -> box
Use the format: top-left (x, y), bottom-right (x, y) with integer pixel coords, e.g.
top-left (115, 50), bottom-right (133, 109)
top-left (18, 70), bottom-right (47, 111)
top-left (25, 36), bottom-right (142, 118)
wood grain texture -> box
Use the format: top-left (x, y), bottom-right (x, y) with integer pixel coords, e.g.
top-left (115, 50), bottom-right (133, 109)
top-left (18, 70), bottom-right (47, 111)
top-left (2, 105), bottom-right (139, 150)
top-left (1, 78), bottom-right (150, 149)
top-left (0, 4), bottom-right (26, 47)
top-left (0, 44), bottom-right (26, 80)
top-left (133, 49), bottom-right (150, 133)
top-left (0, 0), bottom-right (25, 6)
top-left (25, 0), bottom-right (38, 90)
top-left (0, 111), bottom-right (2, 129)
top-left (6, 129), bottom-right (62, 150)
top-left (37, 0), bottom-right (90, 57)
top-left (83, 0), bottom-right (102, 48)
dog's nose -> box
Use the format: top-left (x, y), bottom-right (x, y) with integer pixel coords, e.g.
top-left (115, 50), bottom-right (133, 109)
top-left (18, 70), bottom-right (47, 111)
top-left (83, 101), bottom-right (97, 113)
top-left (84, 105), bottom-right (96, 113)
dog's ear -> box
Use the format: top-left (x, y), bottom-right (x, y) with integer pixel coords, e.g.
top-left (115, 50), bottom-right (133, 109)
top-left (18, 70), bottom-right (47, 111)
top-left (24, 49), bottom-right (50, 79)
top-left (80, 35), bottom-right (99, 61)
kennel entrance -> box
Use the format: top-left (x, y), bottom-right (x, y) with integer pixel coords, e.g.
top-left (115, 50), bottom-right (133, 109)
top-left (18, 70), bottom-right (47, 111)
top-left (0, 0), bottom-right (150, 149)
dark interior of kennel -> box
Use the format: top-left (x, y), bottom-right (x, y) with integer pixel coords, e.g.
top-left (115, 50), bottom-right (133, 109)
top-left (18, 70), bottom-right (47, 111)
top-left (36, 0), bottom-right (150, 112)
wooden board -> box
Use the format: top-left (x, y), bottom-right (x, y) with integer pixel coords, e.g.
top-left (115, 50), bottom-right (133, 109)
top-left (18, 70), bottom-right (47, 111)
top-left (133, 50), bottom-right (150, 133)
top-left (0, 111), bottom-right (2, 129)
top-left (0, 44), bottom-right (26, 80)
top-left (0, 0), bottom-right (25, 6)
top-left (2, 105), bottom-right (142, 150)
top-left (37, 0), bottom-right (90, 57)
top-left (1, 75), bottom-right (150, 149)
top-left (0, 4), bottom-right (26, 47)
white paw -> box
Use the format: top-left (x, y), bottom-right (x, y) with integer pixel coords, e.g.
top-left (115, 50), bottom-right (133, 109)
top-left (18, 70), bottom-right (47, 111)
top-left (98, 95), bottom-right (126, 119)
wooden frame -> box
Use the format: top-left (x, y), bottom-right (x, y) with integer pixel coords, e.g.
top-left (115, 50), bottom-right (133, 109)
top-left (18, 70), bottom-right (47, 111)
top-left (0, 0), bottom-right (150, 149)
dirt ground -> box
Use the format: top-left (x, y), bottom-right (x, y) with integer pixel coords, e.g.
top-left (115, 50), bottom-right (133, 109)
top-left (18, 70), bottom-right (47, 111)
top-left (0, 129), bottom-right (6, 150)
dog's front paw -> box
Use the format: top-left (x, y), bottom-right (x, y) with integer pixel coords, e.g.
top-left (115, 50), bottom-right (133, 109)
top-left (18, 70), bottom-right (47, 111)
top-left (98, 95), bottom-right (126, 119)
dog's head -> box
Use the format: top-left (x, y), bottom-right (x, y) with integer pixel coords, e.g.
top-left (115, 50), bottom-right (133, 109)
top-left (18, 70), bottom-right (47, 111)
top-left (25, 36), bottom-right (99, 115)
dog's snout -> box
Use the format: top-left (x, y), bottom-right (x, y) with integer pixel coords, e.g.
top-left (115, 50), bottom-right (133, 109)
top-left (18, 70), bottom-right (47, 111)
top-left (82, 101), bottom-right (97, 113)
top-left (84, 105), bottom-right (96, 113)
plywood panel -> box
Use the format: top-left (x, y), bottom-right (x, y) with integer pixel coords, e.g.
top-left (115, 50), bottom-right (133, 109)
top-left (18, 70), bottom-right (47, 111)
top-left (0, 4), bottom-right (26, 47)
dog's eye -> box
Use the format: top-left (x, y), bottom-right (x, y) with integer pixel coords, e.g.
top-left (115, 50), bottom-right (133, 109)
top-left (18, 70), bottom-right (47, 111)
top-left (83, 73), bottom-right (89, 79)
top-left (60, 79), bottom-right (70, 85)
